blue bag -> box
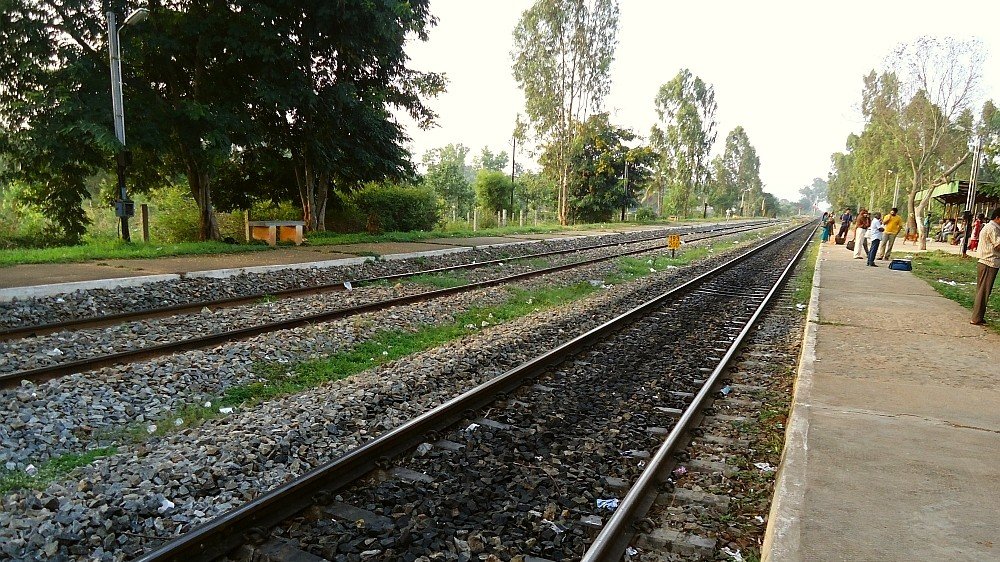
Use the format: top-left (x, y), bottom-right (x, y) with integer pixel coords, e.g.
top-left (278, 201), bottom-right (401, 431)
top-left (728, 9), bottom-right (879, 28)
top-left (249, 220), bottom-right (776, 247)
top-left (889, 259), bottom-right (912, 271)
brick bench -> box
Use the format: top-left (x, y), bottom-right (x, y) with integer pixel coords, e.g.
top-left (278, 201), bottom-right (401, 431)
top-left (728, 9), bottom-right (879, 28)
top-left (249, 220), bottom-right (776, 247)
top-left (248, 220), bottom-right (304, 246)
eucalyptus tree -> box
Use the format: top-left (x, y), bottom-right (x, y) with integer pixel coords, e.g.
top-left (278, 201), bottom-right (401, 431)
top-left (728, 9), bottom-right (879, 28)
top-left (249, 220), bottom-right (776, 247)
top-left (512, 0), bottom-right (620, 225)
top-left (871, 37), bottom-right (985, 248)
top-left (709, 126), bottom-right (762, 214)
top-left (650, 69), bottom-right (718, 217)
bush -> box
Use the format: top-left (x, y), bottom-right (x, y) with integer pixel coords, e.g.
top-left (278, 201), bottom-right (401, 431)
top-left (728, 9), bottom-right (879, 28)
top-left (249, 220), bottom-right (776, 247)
top-left (350, 183), bottom-right (442, 233)
top-left (148, 185), bottom-right (202, 243)
top-left (0, 182), bottom-right (66, 248)
top-left (635, 206), bottom-right (657, 222)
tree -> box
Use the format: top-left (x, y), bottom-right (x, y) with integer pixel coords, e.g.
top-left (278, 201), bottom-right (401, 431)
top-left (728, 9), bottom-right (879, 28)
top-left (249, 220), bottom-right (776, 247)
top-left (651, 69), bottom-right (718, 218)
top-left (423, 144), bottom-right (474, 216)
top-left (710, 126), bottom-right (762, 215)
top-left (474, 169), bottom-right (512, 216)
top-left (798, 178), bottom-right (828, 214)
top-left (512, 0), bottom-right (620, 225)
top-left (472, 148), bottom-right (509, 172)
top-left (873, 37), bottom-right (985, 248)
top-left (250, 0), bottom-right (445, 233)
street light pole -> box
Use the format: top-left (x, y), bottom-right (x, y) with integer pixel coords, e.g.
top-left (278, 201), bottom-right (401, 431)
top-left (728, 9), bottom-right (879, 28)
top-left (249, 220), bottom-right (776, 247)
top-left (960, 138), bottom-right (983, 258)
top-left (106, 8), bottom-right (149, 242)
top-left (620, 160), bottom-right (628, 222)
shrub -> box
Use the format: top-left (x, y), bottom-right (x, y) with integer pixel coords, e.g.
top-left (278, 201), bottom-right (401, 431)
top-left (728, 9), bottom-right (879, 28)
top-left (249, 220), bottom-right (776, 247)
top-left (635, 206), bottom-right (657, 222)
top-left (350, 183), bottom-right (442, 233)
top-left (148, 185), bottom-right (201, 243)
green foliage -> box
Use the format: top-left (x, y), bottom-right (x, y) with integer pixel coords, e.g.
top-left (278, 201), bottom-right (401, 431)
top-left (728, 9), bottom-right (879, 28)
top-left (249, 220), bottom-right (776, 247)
top-left (0, 181), bottom-right (57, 248)
top-left (472, 147), bottom-right (509, 172)
top-left (512, 0), bottom-right (620, 223)
top-left (651, 69), bottom-right (718, 218)
top-left (422, 144), bottom-right (475, 215)
top-left (710, 126), bottom-right (762, 215)
top-left (635, 207), bottom-right (657, 222)
top-left (350, 183), bottom-right (442, 233)
top-left (474, 169), bottom-right (514, 215)
top-left (911, 251), bottom-right (999, 332)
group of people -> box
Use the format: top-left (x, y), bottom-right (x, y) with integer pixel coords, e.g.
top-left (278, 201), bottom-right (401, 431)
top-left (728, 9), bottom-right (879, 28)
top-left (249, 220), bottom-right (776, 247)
top-left (935, 215), bottom-right (988, 249)
top-left (819, 206), bottom-right (1000, 326)
top-left (821, 207), bottom-right (904, 266)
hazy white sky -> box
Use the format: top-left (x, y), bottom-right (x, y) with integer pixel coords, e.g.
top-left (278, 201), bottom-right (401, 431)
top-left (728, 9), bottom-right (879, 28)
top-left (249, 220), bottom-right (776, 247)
top-left (400, 0), bottom-right (999, 201)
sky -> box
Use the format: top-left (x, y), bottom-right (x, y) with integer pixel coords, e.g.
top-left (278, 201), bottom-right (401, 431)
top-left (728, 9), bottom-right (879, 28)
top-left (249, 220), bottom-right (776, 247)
top-left (399, 0), bottom-right (999, 202)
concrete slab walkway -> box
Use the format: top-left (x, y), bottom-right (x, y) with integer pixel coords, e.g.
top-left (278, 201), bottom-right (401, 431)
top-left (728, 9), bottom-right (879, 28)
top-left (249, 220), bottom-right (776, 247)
top-left (763, 240), bottom-right (1000, 561)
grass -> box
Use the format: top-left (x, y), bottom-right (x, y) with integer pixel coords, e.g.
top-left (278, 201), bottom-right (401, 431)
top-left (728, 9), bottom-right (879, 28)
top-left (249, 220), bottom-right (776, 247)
top-left (0, 447), bottom-right (117, 493)
top-left (911, 251), bottom-right (1000, 332)
top-left (406, 273), bottom-right (470, 288)
top-left (792, 231), bottom-right (821, 307)
top-left (0, 239), bottom-right (271, 268)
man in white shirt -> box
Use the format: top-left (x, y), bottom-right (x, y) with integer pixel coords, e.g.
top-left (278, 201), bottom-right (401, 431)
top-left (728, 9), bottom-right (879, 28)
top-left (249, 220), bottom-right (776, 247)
top-left (971, 208), bottom-right (1000, 324)
top-left (866, 212), bottom-right (885, 267)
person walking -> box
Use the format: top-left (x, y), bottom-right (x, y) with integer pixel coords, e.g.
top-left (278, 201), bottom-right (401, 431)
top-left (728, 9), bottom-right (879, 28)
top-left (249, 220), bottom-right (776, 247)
top-left (837, 208), bottom-right (853, 241)
top-left (820, 214), bottom-right (834, 242)
top-left (971, 208), bottom-right (1000, 325)
top-left (877, 207), bottom-right (903, 260)
top-left (866, 212), bottom-right (885, 266)
top-left (969, 213), bottom-right (985, 252)
top-left (853, 209), bottom-right (870, 259)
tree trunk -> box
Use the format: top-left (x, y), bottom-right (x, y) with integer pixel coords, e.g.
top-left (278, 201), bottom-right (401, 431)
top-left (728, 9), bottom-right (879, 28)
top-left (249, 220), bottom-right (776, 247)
top-left (186, 162), bottom-right (220, 241)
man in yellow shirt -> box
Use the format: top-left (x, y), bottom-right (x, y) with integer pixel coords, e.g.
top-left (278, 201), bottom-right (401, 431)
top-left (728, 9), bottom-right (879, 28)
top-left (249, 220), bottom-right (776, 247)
top-left (877, 207), bottom-right (904, 260)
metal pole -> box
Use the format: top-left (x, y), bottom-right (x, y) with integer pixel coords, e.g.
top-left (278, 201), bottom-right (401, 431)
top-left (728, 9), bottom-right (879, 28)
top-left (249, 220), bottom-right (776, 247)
top-left (961, 140), bottom-right (982, 257)
top-left (510, 136), bottom-right (516, 215)
top-left (620, 161), bottom-right (627, 222)
top-left (107, 11), bottom-right (131, 242)
top-left (892, 174), bottom-right (900, 209)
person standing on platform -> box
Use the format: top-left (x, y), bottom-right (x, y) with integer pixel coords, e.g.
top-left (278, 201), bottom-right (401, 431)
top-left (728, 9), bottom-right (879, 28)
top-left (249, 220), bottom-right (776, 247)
top-left (969, 213), bottom-right (985, 252)
top-left (837, 208), bottom-right (853, 241)
top-left (853, 209), bottom-right (870, 259)
top-left (866, 212), bottom-right (885, 266)
top-left (971, 208), bottom-right (1000, 325)
top-left (877, 207), bottom-right (903, 260)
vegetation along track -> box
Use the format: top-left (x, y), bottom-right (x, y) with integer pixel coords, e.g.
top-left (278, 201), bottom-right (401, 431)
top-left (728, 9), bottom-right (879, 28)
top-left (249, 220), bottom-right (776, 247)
top-left (134, 222), bottom-right (815, 562)
top-left (0, 221), bottom-right (777, 387)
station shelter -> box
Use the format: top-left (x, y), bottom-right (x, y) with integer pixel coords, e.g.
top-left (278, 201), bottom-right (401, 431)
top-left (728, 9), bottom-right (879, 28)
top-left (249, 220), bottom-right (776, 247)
top-left (915, 179), bottom-right (1000, 219)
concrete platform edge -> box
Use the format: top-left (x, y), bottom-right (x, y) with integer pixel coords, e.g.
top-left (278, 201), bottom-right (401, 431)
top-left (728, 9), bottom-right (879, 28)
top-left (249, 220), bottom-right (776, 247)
top-left (0, 274), bottom-right (182, 303)
top-left (760, 238), bottom-right (822, 562)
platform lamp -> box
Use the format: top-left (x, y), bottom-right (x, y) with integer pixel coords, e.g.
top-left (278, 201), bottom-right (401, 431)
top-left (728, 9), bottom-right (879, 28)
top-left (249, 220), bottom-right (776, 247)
top-left (107, 7), bottom-right (150, 242)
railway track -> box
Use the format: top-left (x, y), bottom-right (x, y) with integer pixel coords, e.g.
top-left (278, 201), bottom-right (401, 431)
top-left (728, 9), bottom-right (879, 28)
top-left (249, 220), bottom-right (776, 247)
top-left (0, 221), bottom-right (770, 341)
top-left (133, 221), bottom-right (815, 562)
top-left (0, 221), bottom-right (776, 388)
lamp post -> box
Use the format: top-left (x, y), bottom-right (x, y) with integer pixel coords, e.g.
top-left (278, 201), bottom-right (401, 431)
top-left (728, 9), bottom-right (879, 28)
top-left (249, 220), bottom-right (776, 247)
top-left (107, 8), bottom-right (149, 242)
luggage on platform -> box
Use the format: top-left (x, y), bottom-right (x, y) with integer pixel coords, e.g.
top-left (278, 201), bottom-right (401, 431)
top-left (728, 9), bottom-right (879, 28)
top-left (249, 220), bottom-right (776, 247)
top-left (835, 234), bottom-right (846, 245)
top-left (889, 259), bottom-right (912, 271)
top-left (845, 240), bottom-right (855, 251)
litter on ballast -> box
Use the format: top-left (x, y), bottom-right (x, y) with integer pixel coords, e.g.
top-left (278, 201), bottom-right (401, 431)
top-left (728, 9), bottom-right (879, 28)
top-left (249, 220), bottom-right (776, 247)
top-left (626, 547), bottom-right (639, 557)
top-left (343, 281), bottom-right (353, 291)
top-left (46, 348), bottom-right (64, 357)
top-left (543, 520), bottom-right (565, 534)
top-left (24, 464), bottom-right (37, 476)
top-left (218, 407), bottom-right (234, 414)
top-left (649, 268), bottom-right (657, 273)
top-left (754, 462), bottom-right (776, 473)
top-left (157, 498), bottom-right (175, 514)
top-left (596, 498), bottom-right (619, 511)
top-left (174, 418), bottom-right (184, 426)
top-left (203, 401), bottom-right (212, 408)
top-left (720, 385), bottom-right (732, 396)
top-left (754, 515), bottom-right (765, 524)
top-left (465, 423), bottom-right (480, 433)
top-left (796, 303), bottom-right (807, 310)
top-left (146, 424), bottom-right (157, 434)
top-left (722, 546), bottom-right (744, 561)
top-left (673, 466), bottom-right (688, 476)
top-left (415, 442), bottom-right (433, 456)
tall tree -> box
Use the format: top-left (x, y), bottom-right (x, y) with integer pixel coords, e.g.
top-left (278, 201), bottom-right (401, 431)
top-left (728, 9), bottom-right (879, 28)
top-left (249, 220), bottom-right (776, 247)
top-left (872, 37), bottom-right (984, 248)
top-left (651, 69), bottom-right (718, 217)
top-left (472, 147), bottom-right (509, 172)
top-left (709, 126), bottom-right (762, 215)
top-left (512, 0), bottom-right (620, 225)
top-left (423, 144), bottom-right (474, 216)
top-left (798, 178), bottom-right (828, 214)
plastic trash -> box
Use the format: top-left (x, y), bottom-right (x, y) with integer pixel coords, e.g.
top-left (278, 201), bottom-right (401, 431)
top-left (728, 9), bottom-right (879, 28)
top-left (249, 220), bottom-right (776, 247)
top-left (796, 303), bottom-right (807, 310)
top-left (203, 401), bottom-right (212, 408)
top-left (596, 498), bottom-right (619, 511)
top-left (625, 546), bottom-right (639, 556)
top-left (46, 348), bottom-right (64, 357)
top-left (146, 424), bottom-right (157, 434)
top-left (415, 442), bottom-right (433, 456)
top-left (753, 462), bottom-right (776, 473)
top-left (673, 466), bottom-right (688, 476)
top-left (157, 498), bottom-right (175, 514)
top-left (218, 407), bottom-right (234, 414)
top-left (722, 546), bottom-right (744, 561)
top-left (174, 418), bottom-right (184, 426)
top-left (649, 268), bottom-right (657, 273)
top-left (343, 281), bottom-right (353, 291)
top-left (465, 423), bottom-right (480, 433)
top-left (720, 385), bottom-right (732, 396)
top-left (754, 515), bottom-right (765, 524)
top-left (24, 464), bottom-right (37, 476)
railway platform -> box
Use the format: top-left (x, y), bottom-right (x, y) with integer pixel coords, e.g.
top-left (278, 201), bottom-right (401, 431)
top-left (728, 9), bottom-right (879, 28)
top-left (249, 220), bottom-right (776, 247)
top-left (763, 240), bottom-right (1000, 560)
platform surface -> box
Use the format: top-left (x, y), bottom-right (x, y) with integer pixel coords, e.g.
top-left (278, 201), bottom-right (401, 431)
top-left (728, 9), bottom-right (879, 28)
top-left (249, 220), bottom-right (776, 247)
top-left (763, 241), bottom-right (1000, 561)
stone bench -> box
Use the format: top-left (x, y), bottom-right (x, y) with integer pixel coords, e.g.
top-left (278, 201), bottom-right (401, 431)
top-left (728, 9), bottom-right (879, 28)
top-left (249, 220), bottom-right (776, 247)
top-left (248, 220), bottom-right (304, 246)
